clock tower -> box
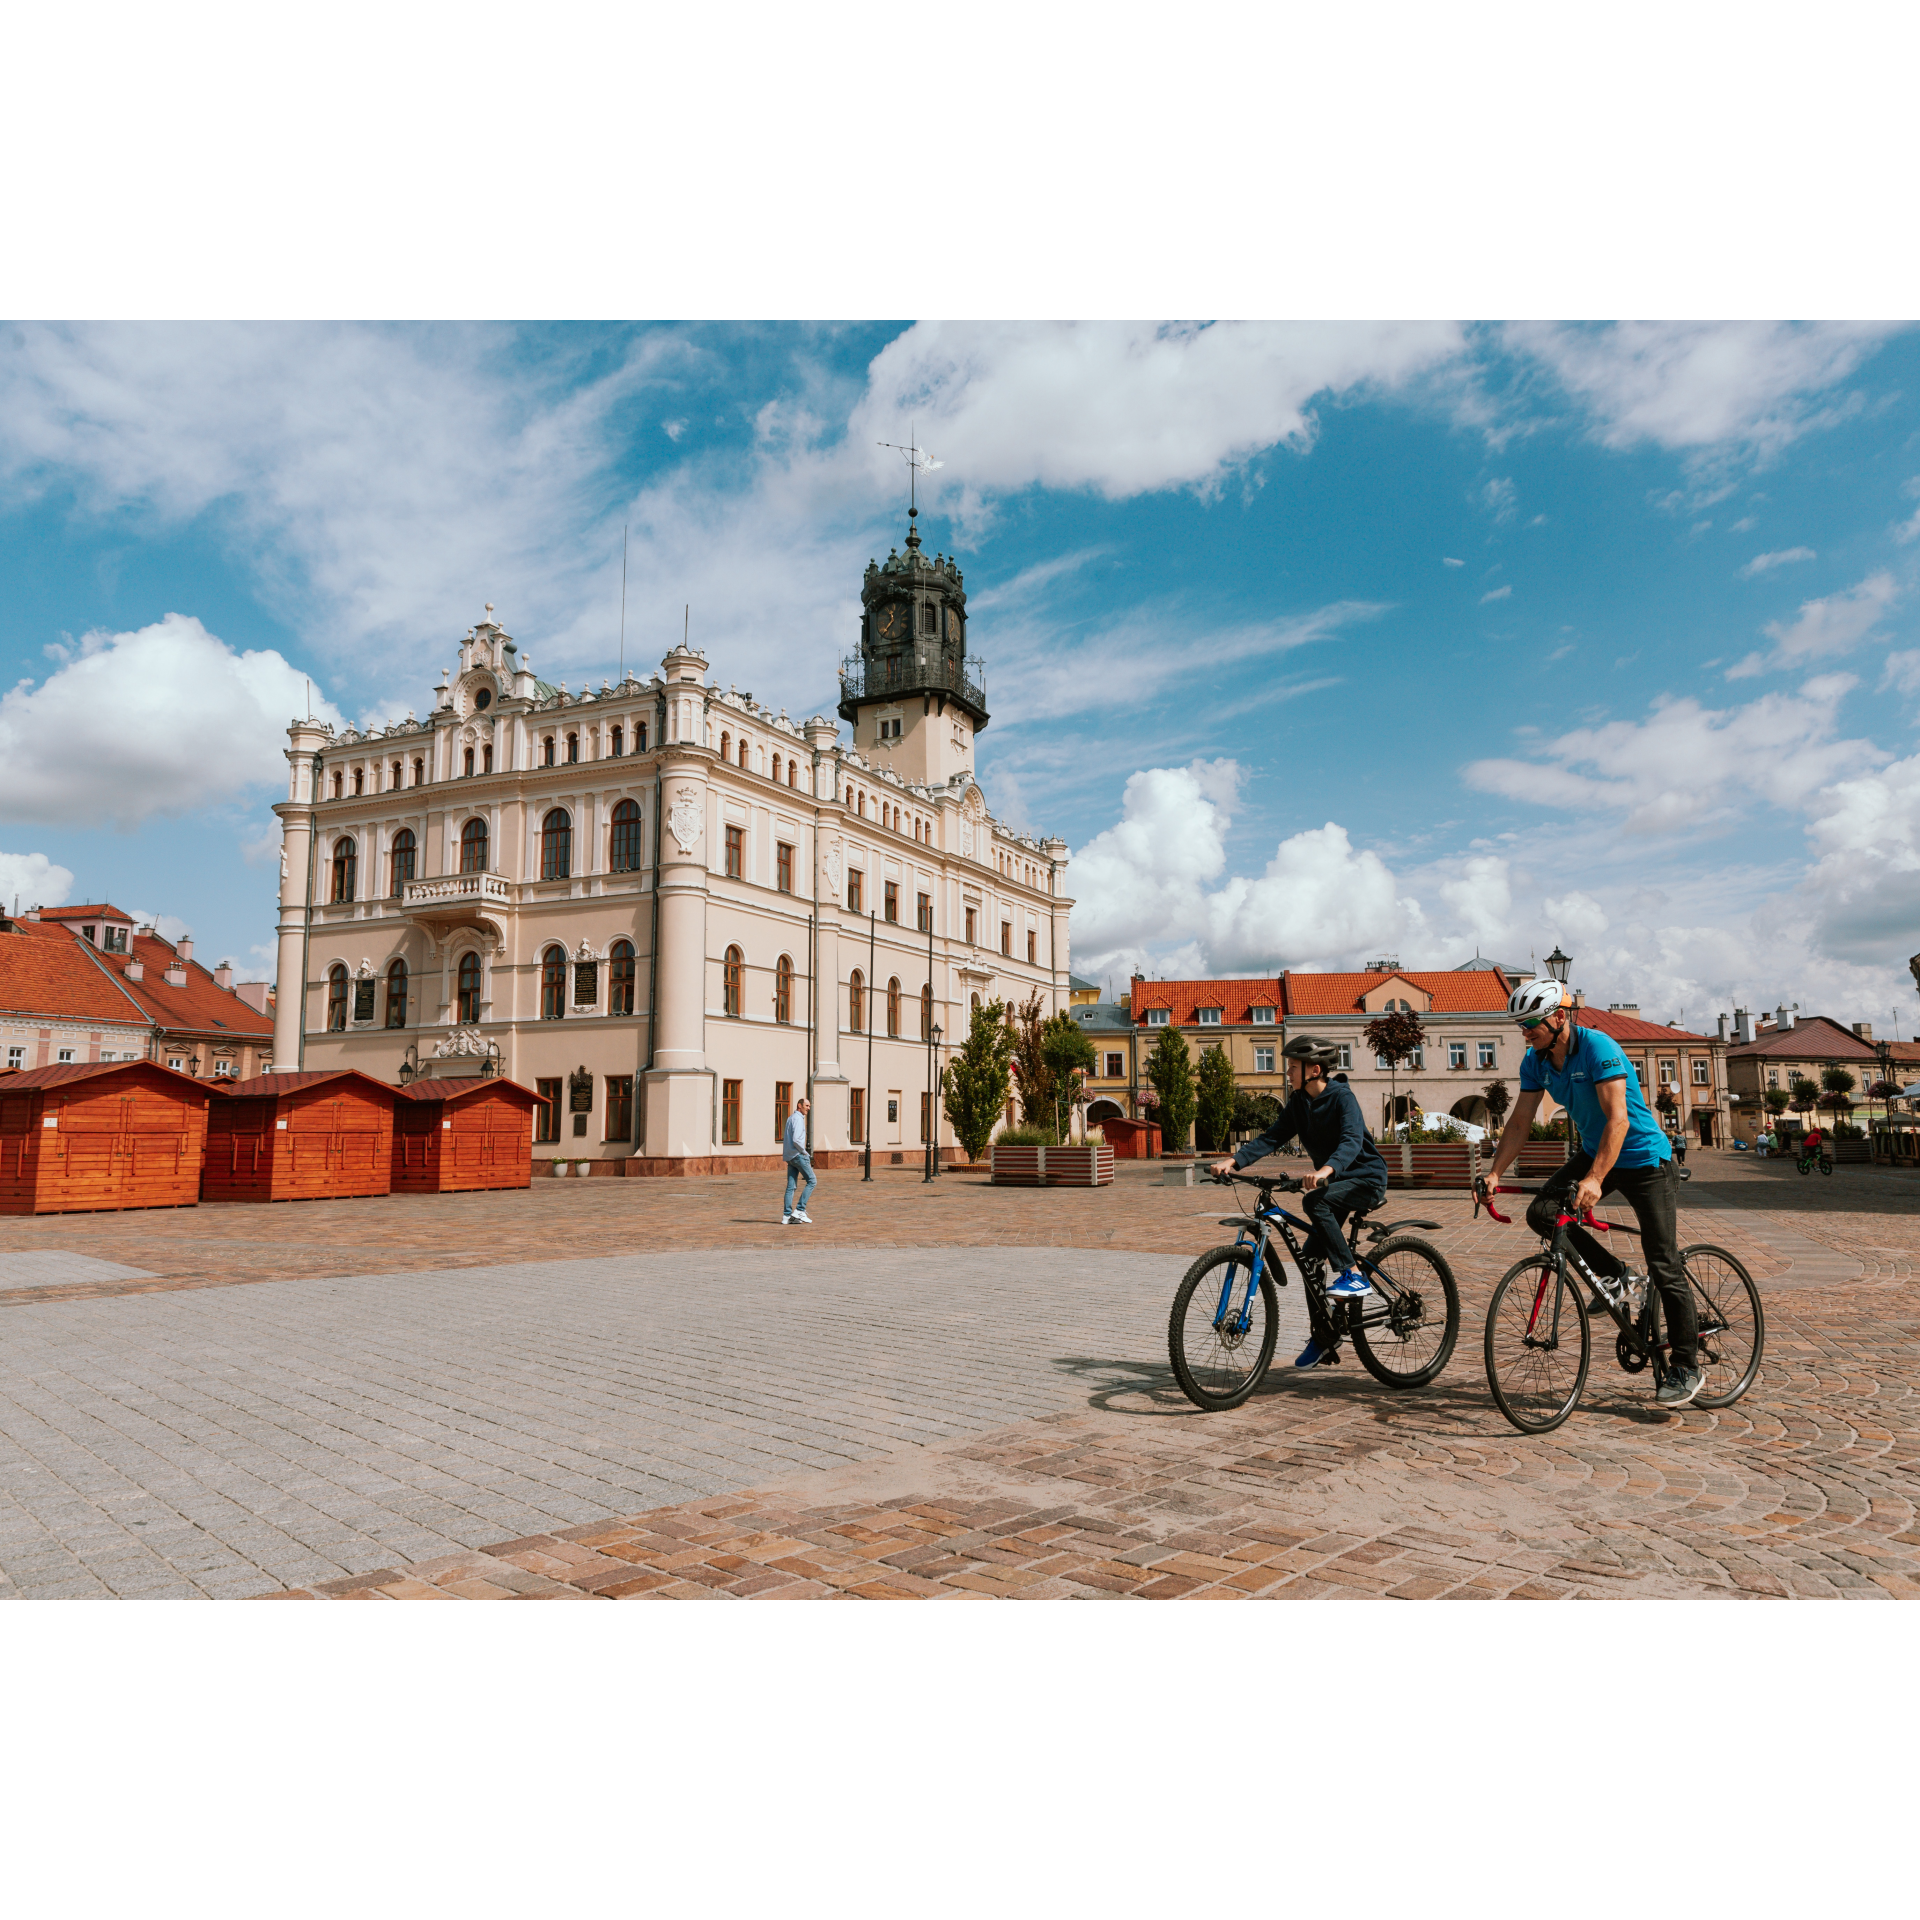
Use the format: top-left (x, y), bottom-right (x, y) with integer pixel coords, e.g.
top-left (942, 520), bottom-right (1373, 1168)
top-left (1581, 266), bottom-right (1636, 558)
top-left (838, 506), bottom-right (988, 788)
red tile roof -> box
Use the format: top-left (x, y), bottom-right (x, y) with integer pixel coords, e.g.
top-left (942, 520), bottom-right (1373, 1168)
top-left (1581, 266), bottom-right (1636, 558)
top-left (0, 924), bottom-right (153, 1028)
top-left (38, 904), bottom-right (136, 923)
top-left (221, 1069), bottom-right (400, 1102)
top-left (1575, 1008), bottom-right (1716, 1046)
top-left (1727, 1016), bottom-right (1880, 1061)
top-left (1282, 969), bottom-right (1513, 1015)
top-left (400, 1076), bottom-right (541, 1107)
top-left (0, 1060), bottom-right (207, 1094)
top-left (1126, 977), bottom-right (1282, 1025)
top-left (78, 932), bottom-right (275, 1041)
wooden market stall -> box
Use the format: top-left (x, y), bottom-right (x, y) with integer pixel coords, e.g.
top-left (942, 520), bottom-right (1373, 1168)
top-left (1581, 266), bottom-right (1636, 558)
top-left (0, 1061), bottom-right (211, 1215)
top-left (201, 1070), bottom-right (398, 1203)
top-left (391, 1076), bottom-right (538, 1193)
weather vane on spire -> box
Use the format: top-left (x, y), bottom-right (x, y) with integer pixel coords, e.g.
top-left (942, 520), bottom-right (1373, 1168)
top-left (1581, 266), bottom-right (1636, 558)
top-left (878, 426), bottom-right (943, 543)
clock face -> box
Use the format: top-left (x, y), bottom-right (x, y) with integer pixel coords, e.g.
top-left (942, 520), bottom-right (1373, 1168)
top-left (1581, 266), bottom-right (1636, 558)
top-left (877, 603), bottom-right (903, 640)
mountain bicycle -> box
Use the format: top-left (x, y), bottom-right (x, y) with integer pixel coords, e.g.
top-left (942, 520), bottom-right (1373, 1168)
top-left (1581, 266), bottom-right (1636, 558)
top-left (1475, 1179), bottom-right (1764, 1434)
top-left (1168, 1172), bottom-right (1460, 1411)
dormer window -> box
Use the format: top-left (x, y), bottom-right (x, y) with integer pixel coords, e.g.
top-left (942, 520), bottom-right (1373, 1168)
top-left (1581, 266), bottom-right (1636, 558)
top-left (1251, 1006), bottom-right (1275, 1024)
top-left (1147, 1008), bottom-right (1170, 1027)
top-left (1198, 1008), bottom-right (1221, 1026)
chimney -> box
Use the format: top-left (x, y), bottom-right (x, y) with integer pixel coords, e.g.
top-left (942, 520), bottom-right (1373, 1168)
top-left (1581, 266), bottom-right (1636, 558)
top-left (1733, 1008), bottom-right (1753, 1043)
top-left (1777, 1005), bottom-right (1794, 1032)
top-left (175, 936), bottom-right (193, 965)
top-left (215, 961), bottom-right (234, 990)
top-left (1853, 1022), bottom-right (1873, 1041)
top-left (124, 960), bottom-right (145, 982)
top-left (165, 959), bottom-right (188, 987)
top-left (1717, 1013), bottom-right (1731, 1043)
top-left (23, 906), bottom-right (38, 921)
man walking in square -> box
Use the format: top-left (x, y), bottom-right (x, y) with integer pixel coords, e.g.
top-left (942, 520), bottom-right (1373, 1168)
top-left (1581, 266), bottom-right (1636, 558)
top-left (782, 1095), bottom-right (815, 1225)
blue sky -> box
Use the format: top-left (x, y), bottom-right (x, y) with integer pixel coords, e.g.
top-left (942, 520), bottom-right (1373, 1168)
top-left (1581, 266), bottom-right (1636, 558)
top-left (3, 320), bottom-right (1918, 1031)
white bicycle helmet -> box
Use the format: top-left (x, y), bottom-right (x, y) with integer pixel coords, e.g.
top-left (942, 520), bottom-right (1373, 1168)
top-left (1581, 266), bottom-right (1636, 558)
top-left (1508, 978), bottom-right (1569, 1022)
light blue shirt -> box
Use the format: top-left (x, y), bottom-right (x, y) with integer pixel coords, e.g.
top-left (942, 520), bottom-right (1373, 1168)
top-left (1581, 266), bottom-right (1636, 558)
top-left (1520, 1024), bottom-right (1671, 1170)
top-left (782, 1110), bottom-right (809, 1162)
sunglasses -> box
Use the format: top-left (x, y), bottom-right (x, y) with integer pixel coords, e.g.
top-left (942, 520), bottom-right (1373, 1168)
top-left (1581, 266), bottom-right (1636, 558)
top-left (1515, 1012), bottom-right (1559, 1032)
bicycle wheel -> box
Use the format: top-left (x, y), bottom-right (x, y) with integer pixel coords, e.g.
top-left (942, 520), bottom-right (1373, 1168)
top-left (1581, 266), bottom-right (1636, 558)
top-left (1484, 1255), bottom-right (1590, 1434)
top-left (1351, 1236), bottom-right (1460, 1388)
top-left (1673, 1244), bottom-right (1765, 1409)
top-left (1169, 1246), bottom-right (1280, 1411)
top-left (1821, 1156), bottom-right (1833, 1176)
top-left (1798, 1158), bottom-right (1811, 1175)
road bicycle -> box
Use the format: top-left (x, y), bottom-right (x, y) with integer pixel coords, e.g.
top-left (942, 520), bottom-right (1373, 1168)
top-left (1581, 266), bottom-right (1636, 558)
top-left (1476, 1179), bottom-right (1764, 1434)
top-left (1168, 1172), bottom-right (1460, 1411)
top-left (1798, 1150), bottom-right (1834, 1176)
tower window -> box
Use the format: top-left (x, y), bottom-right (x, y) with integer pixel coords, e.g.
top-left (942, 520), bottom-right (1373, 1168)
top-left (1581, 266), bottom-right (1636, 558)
top-left (541, 946), bottom-right (567, 1020)
top-left (610, 798), bottom-right (642, 872)
top-left (610, 939), bottom-right (635, 1015)
top-left (389, 828), bottom-right (416, 896)
top-left (331, 837), bottom-right (357, 903)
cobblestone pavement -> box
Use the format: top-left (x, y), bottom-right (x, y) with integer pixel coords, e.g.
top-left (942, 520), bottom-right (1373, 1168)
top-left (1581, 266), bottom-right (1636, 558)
top-left (2, 1155), bottom-right (1916, 1599)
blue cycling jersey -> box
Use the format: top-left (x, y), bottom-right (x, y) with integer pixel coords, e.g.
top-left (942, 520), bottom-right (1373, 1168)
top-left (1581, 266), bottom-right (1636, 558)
top-left (1519, 1023), bottom-right (1672, 1169)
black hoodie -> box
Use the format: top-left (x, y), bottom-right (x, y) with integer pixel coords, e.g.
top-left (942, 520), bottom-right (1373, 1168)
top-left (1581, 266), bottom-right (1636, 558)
top-left (1231, 1077), bottom-right (1388, 1186)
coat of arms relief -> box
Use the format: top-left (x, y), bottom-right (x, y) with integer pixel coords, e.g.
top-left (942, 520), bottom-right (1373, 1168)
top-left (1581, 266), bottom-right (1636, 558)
top-left (667, 787), bottom-right (703, 856)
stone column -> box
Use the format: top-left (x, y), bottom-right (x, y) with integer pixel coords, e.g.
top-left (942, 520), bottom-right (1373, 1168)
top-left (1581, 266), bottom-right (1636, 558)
top-left (803, 717), bottom-right (846, 1151)
top-left (270, 721), bottom-right (333, 1071)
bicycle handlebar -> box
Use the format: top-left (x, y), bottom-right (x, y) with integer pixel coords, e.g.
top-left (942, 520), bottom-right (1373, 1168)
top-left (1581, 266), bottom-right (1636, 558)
top-left (1472, 1174), bottom-right (1637, 1235)
top-left (1211, 1169), bottom-right (1304, 1195)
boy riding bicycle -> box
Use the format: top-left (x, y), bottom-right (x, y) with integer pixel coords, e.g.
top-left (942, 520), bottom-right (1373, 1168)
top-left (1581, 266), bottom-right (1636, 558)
top-left (1209, 1035), bottom-right (1388, 1368)
top-left (1483, 980), bottom-right (1702, 1407)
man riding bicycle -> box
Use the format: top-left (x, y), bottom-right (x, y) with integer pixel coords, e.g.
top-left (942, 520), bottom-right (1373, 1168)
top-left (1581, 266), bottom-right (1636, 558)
top-left (1209, 1035), bottom-right (1388, 1368)
top-left (1483, 979), bottom-right (1702, 1407)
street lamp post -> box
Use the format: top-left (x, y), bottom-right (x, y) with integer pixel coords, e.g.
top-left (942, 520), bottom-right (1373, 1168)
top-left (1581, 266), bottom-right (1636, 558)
top-left (863, 908), bottom-right (876, 1182)
top-left (925, 1022), bottom-right (943, 1182)
top-left (1544, 946), bottom-right (1573, 986)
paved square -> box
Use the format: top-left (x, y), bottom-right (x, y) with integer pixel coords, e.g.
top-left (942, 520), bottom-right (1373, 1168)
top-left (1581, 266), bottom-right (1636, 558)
top-left (1, 1157), bottom-right (1914, 1599)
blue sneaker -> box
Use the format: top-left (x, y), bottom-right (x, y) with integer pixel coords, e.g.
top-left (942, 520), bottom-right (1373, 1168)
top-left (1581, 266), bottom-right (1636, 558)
top-left (1326, 1269), bottom-right (1372, 1299)
top-left (1294, 1336), bottom-right (1330, 1367)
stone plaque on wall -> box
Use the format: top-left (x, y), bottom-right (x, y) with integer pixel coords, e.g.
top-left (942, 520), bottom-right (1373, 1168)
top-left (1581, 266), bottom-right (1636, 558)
top-left (568, 1066), bottom-right (594, 1113)
top-left (573, 961), bottom-right (598, 1005)
top-left (352, 980), bottom-right (376, 1023)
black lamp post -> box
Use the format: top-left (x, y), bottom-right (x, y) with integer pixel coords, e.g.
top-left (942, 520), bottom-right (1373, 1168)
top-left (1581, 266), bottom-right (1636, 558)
top-left (397, 1042), bottom-right (420, 1087)
top-left (925, 1021), bottom-right (943, 1182)
top-left (863, 908), bottom-right (876, 1181)
top-left (1544, 946), bottom-right (1572, 985)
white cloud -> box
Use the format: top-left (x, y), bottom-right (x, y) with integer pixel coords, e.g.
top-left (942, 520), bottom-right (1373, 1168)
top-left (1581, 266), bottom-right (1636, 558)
top-left (1479, 585), bottom-right (1512, 604)
top-left (126, 907), bottom-right (194, 944)
top-left (0, 850), bottom-right (74, 912)
top-left (1880, 651), bottom-right (1920, 697)
top-left (1726, 570), bottom-right (1897, 678)
top-left (1737, 546), bottom-right (1815, 577)
top-left (0, 614), bottom-right (343, 828)
top-left (1541, 890), bottom-right (1610, 946)
top-left (1479, 477), bottom-right (1517, 524)
top-left (1442, 556), bottom-right (1465, 568)
top-left (1504, 321), bottom-right (1894, 456)
top-left (848, 321), bottom-right (1466, 505)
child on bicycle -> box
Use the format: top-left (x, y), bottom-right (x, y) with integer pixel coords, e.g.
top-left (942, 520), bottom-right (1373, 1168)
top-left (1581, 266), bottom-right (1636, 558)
top-left (1208, 1035), bottom-right (1388, 1368)
top-left (1483, 980), bottom-right (1702, 1407)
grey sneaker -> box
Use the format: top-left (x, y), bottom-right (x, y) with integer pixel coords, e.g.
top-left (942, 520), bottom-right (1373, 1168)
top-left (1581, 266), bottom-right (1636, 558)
top-left (1655, 1364), bottom-right (1704, 1408)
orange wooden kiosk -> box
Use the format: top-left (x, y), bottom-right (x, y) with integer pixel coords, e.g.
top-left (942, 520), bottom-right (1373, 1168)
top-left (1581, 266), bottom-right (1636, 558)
top-left (0, 1061), bottom-right (211, 1215)
top-left (201, 1070), bottom-right (397, 1203)
top-left (391, 1076), bottom-right (538, 1193)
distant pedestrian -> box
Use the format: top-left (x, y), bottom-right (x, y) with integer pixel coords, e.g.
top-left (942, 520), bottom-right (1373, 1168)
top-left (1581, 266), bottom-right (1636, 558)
top-left (782, 1096), bottom-right (815, 1225)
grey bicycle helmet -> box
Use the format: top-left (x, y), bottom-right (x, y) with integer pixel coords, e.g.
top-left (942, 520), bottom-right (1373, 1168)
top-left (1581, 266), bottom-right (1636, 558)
top-left (1281, 1035), bottom-right (1340, 1068)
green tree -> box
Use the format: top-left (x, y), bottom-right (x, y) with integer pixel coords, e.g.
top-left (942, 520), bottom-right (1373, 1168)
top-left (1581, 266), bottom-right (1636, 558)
top-left (1039, 1011), bottom-right (1097, 1141)
top-left (1763, 1086), bottom-right (1791, 1119)
top-left (1481, 1078), bottom-right (1511, 1134)
top-left (1146, 1024), bottom-right (1197, 1153)
top-left (943, 998), bottom-right (1015, 1162)
top-left (1009, 992), bottom-right (1054, 1133)
top-left (1819, 1065), bottom-right (1857, 1119)
top-left (1361, 1008), bottom-right (1426, 1134)
top-left (1194, 1045), bottom-right (1237, 1153)
top-left (1788, 1074), bottom-right (1819, 1122)
top-left (1232, 1089), bottom-right (1281, 1138)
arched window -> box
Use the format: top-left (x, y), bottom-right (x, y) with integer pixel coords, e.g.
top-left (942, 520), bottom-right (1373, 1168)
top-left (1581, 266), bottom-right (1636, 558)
top-left (921, 983), bottom-right (933, 1042)
top-left (460, 818), bottom-right (488, 873)
top-left (857, 791), bottom-right (865, 818)
top-left (389, 828), bottom-right (416, 897)
top-left (849, 969), bottom-right (865, 1034)
top-left (412, 757), bottom-right (424, 786)
top-left (463, 746), bottom-right (475, 777)
top-left (353, 767), bottom-right (364, 796)
top-left (326, 964), bottom-right (348, 1030)
top-left (611, 724), bottom-right (624, 757)
top-left (385, 959), bottom-right (408, 1029)
top-left (391, 760), bottom-right (401, 789)
top-left (566, 732), bottom-right (579, 764)
top-left (541, 808), bottom-right (572, 880)
top-left (541, 946), bottom-right (567, 1020)
top-left (775, 954), bottom-right (793, 1024)
top-left (733, 738), bottom-right (745, 768)
top-left (610, 939), bottom-right (636, 1015)
top-left (787, 761), bottom-right (797, 789)
top-left (331, 837), bottom-right (357, 903)
top-left (542, 736), bottom-right (555, 767)
top-left (331, 770), bottom-right (343, 799)
top-left (771, 753), bottom-right (782, 784)
top-left (886, 976), bottom-right (901, 1038)
top-left (635, 721), bottom-right (648, 751)
top-left (457, 951), bottom-right (481, 1023)
top-left (971, 993), bottom-right (981, 1013)
top-left (720, 730), bottom-right (731, 762)
top-left (610, 798), bottom-right (642, 872)
top-left (723, 945), bottom-right (744, 1019)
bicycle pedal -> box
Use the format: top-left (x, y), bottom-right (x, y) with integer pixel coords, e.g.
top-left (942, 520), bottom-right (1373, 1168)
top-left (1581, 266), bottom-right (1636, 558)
top-left (1319, 1347), bottom-right (1341, 1366)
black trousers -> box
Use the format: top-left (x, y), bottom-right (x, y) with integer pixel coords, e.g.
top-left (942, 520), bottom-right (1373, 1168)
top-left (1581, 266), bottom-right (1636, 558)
top-left (1304, 1172), bottom-right (1387, 1272)
top-left (1526, 1153), bottom-right (1697, 1368)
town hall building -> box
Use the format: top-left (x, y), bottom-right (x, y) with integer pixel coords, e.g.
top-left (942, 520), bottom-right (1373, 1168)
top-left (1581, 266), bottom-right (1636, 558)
top-left (270, 512), bottom-right (1075, 1171)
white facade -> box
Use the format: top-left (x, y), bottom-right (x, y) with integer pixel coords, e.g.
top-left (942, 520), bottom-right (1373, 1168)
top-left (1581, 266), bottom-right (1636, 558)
top-left (273, 598), bottom-right (1072, 1169)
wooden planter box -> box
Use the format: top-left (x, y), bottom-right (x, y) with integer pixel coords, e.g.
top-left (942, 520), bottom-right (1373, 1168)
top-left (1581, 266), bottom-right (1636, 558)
top-left (990, 1142), bottom-right (1115, 1187)
top-left (203, 1070), bottom-right (396, 1203)
top-left (1396, 1143), bottom-right (1475, 1189)
top-left (1, 1062), bottom-right (210, 1215)
top-left (1832, 1142), bottom-right (1870, 1164)
top-left (393, 1077), bottom-right (539, 1193)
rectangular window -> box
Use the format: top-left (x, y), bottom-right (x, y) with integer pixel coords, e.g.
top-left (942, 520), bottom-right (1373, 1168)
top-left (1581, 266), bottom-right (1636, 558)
top-left (1634, 1062), bottom-right (1648, 1087)
top-left (1658, 1059), bottom-right (1676, 1084)
top-left (1409, 1046), bottom-right (1424, 1070)
top-left (56, 1048), bottom-right (75, 1063)
top-left (535, 1078), bottom-right (562, 1144)
top-left (1027, 929), bottom-right (1037, 964)
top-left (850, 1087), bottom-right (866, 1144)
top-left (919, 1090), bottom-right (931, 1143)
top-left (6, 1047), bottom-right (23, 1069)
top-left (776, 842), bottom-right (794, 894)
top-left (965, 906), bottom-right (977, 944)
top-left (917, 892), bottom-right (932, 934)
top-left (774, 1080), bottom-right (792, 1141)
top-left (1197, 1008), bottom-right (1221, 1026)
top-left (1692, 1059), bottom-right (1710, 1086)
top-left (1478, 1040), bottom-right (1497, 1069)
top-left (1147, 1008), bottom-right (1169, 1026)
top-left (1001, 922), bottom-right (1011, 956)
top-left (1254, 1045), bottom-right (1275, 1073)
top-left (605, 1075), bottom-right (634, 1142)
top-left (1337, 1044), bottom-right (1351, 1070)
top-left (167, 1056), bottom-right (186, 1072)
top-left (1376, 1053), bottom-right (1392, 1071)
top-left (725, 824), bottom-right (744, 879)
top-left (1250, 1006), bottom-right (1274, 1025)
top-left (1767, 1068), bottom-right (1779, 1087)
top-left (721, 1078), bottom-right (742, 1144)
top-left (213, 1059), bottom-right (233, 1077)
top-left (848, 869), bottom-right (864, 914)
top-left (1104, 1051), bottom-right (1125, 1078)
top-left (1448, 1041), bottom-right (1466, 1069)
top-left (885, 881), bottom-right (899, 923)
